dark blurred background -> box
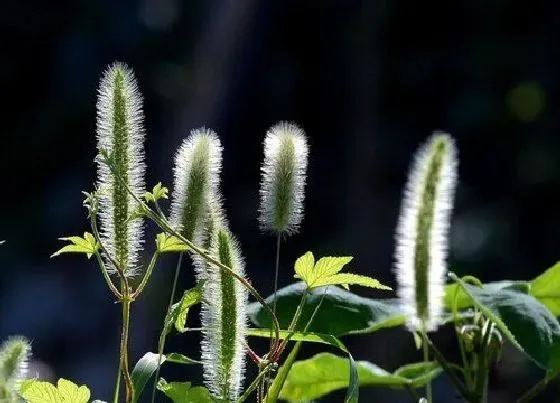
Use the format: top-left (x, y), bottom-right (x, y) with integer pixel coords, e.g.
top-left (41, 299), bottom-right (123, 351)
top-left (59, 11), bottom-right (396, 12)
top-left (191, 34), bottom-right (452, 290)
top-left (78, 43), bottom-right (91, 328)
top-left (2, 0), bottom-right (560, 401)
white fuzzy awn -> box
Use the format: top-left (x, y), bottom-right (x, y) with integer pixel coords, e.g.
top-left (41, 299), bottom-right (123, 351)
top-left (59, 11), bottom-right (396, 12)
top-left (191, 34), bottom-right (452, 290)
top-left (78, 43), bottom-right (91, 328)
top-left (394, 132), bottom-right (458, 332)
top-left (96, 62), bottom-right (146, 277)
top-left (259, 122), bottom-right (309, 235)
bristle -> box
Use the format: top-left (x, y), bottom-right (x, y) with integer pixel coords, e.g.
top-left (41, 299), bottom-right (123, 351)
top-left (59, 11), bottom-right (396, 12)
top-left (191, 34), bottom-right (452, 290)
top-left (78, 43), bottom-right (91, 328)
top-left (0, 336), bottom-right (31, 391)
top-left (200, 228), bottom-right (247, 401)
top-left (169, 128), bottom-right (223, 252)
top-left (96, 62), bottom-right (146, 277)
top-left (394, 132), bottom-right (458, 332)
top-left (258, 122), bottom-right (309, 235)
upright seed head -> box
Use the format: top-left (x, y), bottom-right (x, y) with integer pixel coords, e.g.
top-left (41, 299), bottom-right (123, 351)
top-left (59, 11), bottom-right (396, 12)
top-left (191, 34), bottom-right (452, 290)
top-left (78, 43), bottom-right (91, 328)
top-left (200, 227), bottom-right (248, 402)
top-left (259, 122), bottom-right (309, 235)
top-left (96, 62), bottom-right (146, 277)
top-left (394, 132), bottom-right (458, 333)
top-left (169, 128), bottom-right (223, 249)
top-left (0, 336), bottom-right (31, 395)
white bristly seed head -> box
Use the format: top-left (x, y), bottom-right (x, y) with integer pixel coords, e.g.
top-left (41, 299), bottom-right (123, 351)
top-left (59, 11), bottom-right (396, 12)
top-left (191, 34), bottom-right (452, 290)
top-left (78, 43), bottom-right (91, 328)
top-left (96, 62), bottom-right (146, 277)
top-left (258, 122), bottom-right (309, 235)
top-left (169, 128), bottom-right (223, 251)
top-left (0, 336), bottom-right (31, 394)
top-left (200, 227), bottom-right (248, 401)
top-left (394, 132), bottom-right (458, 333)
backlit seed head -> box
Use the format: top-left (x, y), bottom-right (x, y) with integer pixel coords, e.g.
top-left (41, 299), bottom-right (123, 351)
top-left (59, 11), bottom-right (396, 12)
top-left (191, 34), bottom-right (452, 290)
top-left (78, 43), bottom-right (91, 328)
top-left (259, 122), bottom-right (309, 235)
top-left (96, 62), bottom-right (146, 277)
top-left (394, 132), bottom-right (458, 332)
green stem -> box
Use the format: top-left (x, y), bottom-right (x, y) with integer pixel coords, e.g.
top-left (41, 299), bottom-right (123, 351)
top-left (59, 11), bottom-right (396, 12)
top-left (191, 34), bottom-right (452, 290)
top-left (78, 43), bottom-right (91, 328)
top-left (426, 337), bottom-right (475, 402)
top-left (272, 288), bottom-right (309, 361)
top-left (237, 363), bottom-right (275, 403)
top-left (265, 341), bottom-right (303, 403)
top-left (516, 375), bottom-right (555, 403)
top-left (132, 251), bottom-right (160, 298)
top-left (120, 280), bottom-right (134, 403)
top-left (422, 330), bottom-right (433, 403)
top-left (94, 250), bottom-right (121, 298)
top-left (150, 252), bottom-right (184, 403)
top-left (113, 358), bottom-right (122, 403)
top-left (474, 320), bottom-right (493, 403)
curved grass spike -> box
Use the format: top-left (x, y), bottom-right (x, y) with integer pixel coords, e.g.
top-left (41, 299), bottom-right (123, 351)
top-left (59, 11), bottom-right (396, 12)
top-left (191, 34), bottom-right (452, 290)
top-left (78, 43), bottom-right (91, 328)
top-left (201, 227), bottom-right (248, 401)
top-left (394, 132), bottom-right (458, 332)
top-left (170, 128), bottom-right (223, 251)
top-left (96, 62), bottom-right (146, 277)
top-left (259, 122), bottom-right (309, 236)
top-left (0, 336), bottom-right (31, 400)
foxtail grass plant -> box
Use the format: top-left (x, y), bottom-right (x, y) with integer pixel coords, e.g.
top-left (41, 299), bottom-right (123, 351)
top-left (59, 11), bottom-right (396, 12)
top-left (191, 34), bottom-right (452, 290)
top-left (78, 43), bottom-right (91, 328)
top-left (0, 337), bottom-right (31, 402)
top-left (38, 63), bottom-right (560, 403)
top-left (394, 132), bottom-right (458, 403)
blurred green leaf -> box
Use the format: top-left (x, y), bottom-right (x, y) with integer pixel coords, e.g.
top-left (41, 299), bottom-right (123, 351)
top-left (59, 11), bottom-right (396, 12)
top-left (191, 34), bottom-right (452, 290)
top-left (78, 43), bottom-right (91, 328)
top-left (156, 233), bottom-right (190, 253)
top-left (531, 262), bottom-right (560, 316)
top-left (451, 273), bottom-right (560, 374)
top-left (131, 352), bottom-right (165, 403)
top-left (156, 379), bottom-right (212, 403)
top-left (279, 353), bottom-right (441, 401)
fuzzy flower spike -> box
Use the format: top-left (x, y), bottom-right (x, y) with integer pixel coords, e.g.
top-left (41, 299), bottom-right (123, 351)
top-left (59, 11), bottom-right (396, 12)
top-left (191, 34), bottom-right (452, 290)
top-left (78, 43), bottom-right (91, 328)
top-left (394, 132), bottom-right (458, 333)
top-left (0, 336), bottom-right (31, 399)
top-left (170, 128), bottom-right (223, 251)
top-left (96, 62), bottom-right (146, 277)
top-left (259, 122), bottom-right (309, 235)
top-left (201, 227), bottom-right (248, 401)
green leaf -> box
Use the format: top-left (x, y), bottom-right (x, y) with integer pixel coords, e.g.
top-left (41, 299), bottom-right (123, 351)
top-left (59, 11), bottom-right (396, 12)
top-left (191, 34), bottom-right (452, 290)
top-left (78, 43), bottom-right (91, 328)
top-left (145, 182), bottom-right (169, 203)
top-left (19, 378), bottom-right (90, 403)
top-left (293, 252), bottom-right (390, 291)
top-left (531, 262), bottom-right (560, 316)
top-left (131, 352), bottom-right (166, 403)
top-left (279, 353), bottom-right (441, 401)
top-left (57, 379), bottom-right (91, 403)
top-left (156, 233), bottom-right (190, 253)
top-left (444, 280), bottom-right (529, 311)
top-left (156, 379), bottom-right (213, 403)
top-left (311, 273), bottom-right (392, 291)
top-left (174, 281), bottom-right (205, 333)
top-left (248, 282), bottom-right (405, 336)
top-left (51, 232), bottom-right (100, 259)
top-left (165, 353), bottom-right (201, 365)
top-left (250, 330), bottom-right (359, 403)
top-left (451, 273), bottom-right (560, 374)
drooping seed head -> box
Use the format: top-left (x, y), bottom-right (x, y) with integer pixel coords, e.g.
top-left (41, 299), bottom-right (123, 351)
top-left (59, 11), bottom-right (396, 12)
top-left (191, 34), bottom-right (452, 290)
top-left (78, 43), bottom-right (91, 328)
top-left (259, 122), bottom-right (309, 235)
top-left (170, 128), bottom-right (223, 249)
top-left (96, 62), bottom-right (146, 277)
top-left (394, 132), bottom-right (458, 332)
top-left (200, 227), bottom-right (248, 401)
top-left (0, 336), bottom-right (31, 395)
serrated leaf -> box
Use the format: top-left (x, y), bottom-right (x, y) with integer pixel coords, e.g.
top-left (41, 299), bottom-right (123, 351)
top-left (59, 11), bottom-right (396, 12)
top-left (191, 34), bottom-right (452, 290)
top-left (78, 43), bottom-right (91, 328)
top-left (531, 262), bottom-right (560, 316)
top-left (175, 282), bottom-right (204, 333)
top-left (451, 273), bottom-right (560, 374)
top-left (19, 379), bottom-right (90, 403)
top-left (294, 251), bottom-right (315, 281)
top-left (156, 379), bottom-right (213, 403)
top-left (293, 252), bottom-right (390, 291)
top-left (51, 232), bottom-right (99, 259)
top-left (311, 273), bottom-right (392, 291)
top-left (57, 379), bottom-right (90, 403)
top-left (156, 233), bottom-right (190, 253)
top-left (132, 352), bottom-right (166, 403)
top-left (279, 353), bottom-right (442, 401)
